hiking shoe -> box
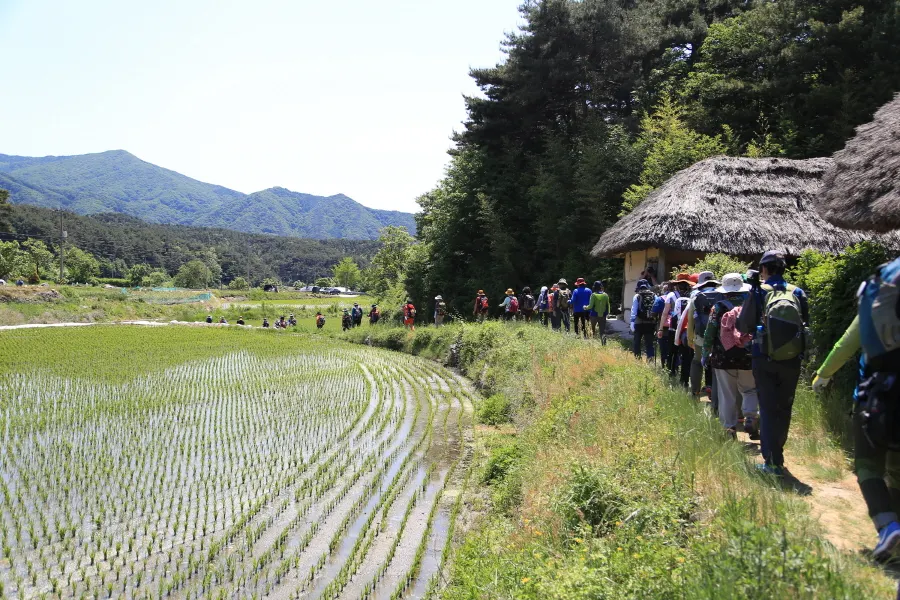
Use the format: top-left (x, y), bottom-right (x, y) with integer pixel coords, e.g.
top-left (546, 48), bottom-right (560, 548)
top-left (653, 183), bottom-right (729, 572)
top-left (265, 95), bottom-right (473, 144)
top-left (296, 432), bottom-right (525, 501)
top-left (744, 418), bottom-right (760, 441)
top-left (702, 386), bottom-right (712, 396)
top-left (756, 463), bottom-right (784, 477)
top-left (725, 427), bottom-right (737, 440)
top-left (874, 522), bottom-right (900, 562)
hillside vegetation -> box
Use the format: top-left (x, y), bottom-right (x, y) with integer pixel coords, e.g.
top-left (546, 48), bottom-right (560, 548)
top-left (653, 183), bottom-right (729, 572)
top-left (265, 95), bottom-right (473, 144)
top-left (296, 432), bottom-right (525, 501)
top-left (0, 150), bottom-right (416, 239)
top-left (343, 322), bottom-right (896, 598)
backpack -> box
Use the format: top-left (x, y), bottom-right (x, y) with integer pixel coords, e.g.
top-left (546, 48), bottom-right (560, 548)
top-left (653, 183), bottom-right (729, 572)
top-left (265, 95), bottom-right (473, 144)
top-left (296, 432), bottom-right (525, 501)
top-left (478, 296), bottom-right (489, 312)
top-left (316, 315), bottom-right (325, 327)
top-left (636, 290), bottom-right (656, 321)
top-left (710, 300), bottom-right (752, 370)
top-left (548, 291), bottom-right (556, 312)
top-left (761, 283), bottom-right (806, 361)
top-left (672, 296), bottom-right (690, 328)
top-left (522, 294), bottom-right (536, 311)
top-left (436, 301), bottom-right (447, 316)
top-left (693, 288), bottom-right (725, 335)
top-left (858, 257), bottom-right (900, 371)
top-left (508, 296), bottom-right (519, 313)
top-left (405, 304), bottom-right (416, 319)
top-left (557, 289), bottom-right (571, 311)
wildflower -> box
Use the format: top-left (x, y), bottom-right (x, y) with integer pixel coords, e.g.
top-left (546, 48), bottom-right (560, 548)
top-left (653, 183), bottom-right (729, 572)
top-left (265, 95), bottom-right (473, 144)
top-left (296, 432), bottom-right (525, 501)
top-left (521, 578), bottom-right (531, 584)
top-left (676, 557), bottom-right (685, 563)
top-left (573, 538), bottom-right (583, 544)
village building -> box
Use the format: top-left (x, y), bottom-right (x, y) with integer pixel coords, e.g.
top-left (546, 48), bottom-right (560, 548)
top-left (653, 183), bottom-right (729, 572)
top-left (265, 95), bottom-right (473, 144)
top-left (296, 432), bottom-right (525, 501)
top-left (819, 93), bottom-right (900, 233)
top-left (590, 155), bottom-right (885, 320)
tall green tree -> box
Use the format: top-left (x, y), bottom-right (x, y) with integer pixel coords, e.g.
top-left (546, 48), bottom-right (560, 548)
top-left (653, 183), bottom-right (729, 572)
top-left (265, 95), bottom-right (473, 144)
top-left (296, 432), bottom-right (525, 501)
top-left (65, 247), bottom-right (101, 284)
top-left (174, 260), bottom-right (213, 289)
top-left (0, 240), bottom-right (22, 280)
top-left (20, 239), bottom-right (54, 283)
top-left (332, 257), bottom-right (361, 289)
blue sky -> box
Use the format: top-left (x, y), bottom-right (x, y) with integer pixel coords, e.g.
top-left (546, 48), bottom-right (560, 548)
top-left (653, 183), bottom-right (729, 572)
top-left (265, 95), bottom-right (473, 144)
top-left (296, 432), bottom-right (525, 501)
top-left (0, 0), bottom-right (523, 213)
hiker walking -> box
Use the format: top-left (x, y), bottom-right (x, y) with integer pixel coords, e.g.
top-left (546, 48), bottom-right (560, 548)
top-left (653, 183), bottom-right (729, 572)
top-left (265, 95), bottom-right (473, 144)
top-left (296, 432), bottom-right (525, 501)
top-left (813, 256), bottom-right (900, 561)
top-left (630, 279), bottom-right (658, 360)
top-left (434, 295), bottom-right (447, 326)
top-left (499, 289), bottom-right (519, 321)
top-left (548, 284), bottom-right (561, 331)
top-left (737, 251), bottom-right (809, 476)
top-left (316, 312), bottom-right (326, 329)
top-left (403, 299), bottom-right (417, 330)
top-left (537, 285), bottom-right (551, 327)
top-left (571, 278), bottom-right (592, 338)
top-left (341, 309), bottom-right (352, 331)
top-left (473, 290), bottom-right (489, 323)
top-left (684, 272), bottom-right (721, 407)
top-left (658, 274), bottom-right (691, 372)
top-left (702, 274), bottom-right (759, 439)
top-left (351, 304), bottom-right (363, 327)
top-left (520, 287), bottom-right (536, 322)
top-left (368, 304), bottom-right (380, 325)
top-left (554, 279), bottom-right (571, 333)
top-left (584, 280), bottom-right (610, 344)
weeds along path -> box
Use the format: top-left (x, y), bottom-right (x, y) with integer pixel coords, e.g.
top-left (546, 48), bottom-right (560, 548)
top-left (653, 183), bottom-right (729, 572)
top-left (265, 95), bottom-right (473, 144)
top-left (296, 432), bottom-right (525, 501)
top-left (0, 325), bottom-right (474, 600)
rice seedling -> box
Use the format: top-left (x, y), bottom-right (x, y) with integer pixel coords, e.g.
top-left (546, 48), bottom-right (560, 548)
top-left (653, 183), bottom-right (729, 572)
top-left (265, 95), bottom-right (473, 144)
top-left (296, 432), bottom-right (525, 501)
top-left (0, 326), bottom-right (473, 598)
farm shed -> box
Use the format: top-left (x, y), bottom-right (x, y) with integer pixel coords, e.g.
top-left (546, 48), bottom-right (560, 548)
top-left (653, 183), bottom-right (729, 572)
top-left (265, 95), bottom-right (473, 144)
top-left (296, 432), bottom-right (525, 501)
top-left (818, 93), bottom-right (900, 233)
top-left (591, 156), bottom-right (885, 321)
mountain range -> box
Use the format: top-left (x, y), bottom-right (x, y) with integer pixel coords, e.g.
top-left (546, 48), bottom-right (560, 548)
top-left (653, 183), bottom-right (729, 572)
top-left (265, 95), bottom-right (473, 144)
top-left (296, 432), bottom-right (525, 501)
top-left (0, 150), bottom-right (416, 240)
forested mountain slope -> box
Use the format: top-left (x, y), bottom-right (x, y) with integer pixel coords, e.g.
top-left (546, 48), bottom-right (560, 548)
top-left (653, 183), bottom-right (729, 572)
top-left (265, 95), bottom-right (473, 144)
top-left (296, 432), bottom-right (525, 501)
top-left (0, 150), bottom-right (415, 239)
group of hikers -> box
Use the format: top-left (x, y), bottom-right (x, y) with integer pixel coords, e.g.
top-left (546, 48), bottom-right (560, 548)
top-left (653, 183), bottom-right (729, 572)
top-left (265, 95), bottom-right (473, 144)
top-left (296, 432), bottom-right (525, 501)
top-left (627, 250), bottom-right (900, 564)
top-left (341, 302), bottom-right (381, 330)
top-left (466, 279), bottom-right (612, 341)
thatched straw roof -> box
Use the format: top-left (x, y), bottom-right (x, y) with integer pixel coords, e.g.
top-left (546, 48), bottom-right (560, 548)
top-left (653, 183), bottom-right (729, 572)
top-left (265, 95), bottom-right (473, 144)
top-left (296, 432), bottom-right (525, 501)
top-left (591, 156), bottom-right (884, 258)
top-left (819, 94), bottom-right (900, 232)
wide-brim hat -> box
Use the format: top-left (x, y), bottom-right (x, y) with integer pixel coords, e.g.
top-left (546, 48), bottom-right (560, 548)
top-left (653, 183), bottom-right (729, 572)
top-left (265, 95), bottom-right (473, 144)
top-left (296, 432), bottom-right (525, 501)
top-left (477, 289), bottom-right (485, 295)
top-left (558, 278), bottom-right (568, 285)
top-left (505, 288), bottom-right (514, 295)
top-left (665, 272), bottom-right (693, 285)
top-left (575, 277), bottom-right (586, 286)
top-left (716, 273), bottom-right (751, 294)
top-left (435, 295), bottom-right (443, 300)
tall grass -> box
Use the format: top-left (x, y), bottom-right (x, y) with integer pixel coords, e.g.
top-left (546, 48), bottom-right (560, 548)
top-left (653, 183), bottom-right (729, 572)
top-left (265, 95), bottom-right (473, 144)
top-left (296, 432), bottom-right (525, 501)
top-left (342, 321), bottom-right (894, 599)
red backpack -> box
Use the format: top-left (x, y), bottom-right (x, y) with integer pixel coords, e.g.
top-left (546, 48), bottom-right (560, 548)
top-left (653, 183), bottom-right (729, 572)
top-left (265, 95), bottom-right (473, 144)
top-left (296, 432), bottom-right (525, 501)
top-left (508, 296), bottom-right (519, 313)
top-left (478, 296), bottom-right (489, 312)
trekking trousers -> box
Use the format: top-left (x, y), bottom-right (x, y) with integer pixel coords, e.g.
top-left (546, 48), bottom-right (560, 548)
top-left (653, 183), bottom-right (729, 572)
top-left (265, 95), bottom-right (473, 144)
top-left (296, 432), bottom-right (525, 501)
top-left (550, 313), bottom-right (562, 331)
top-left (434, 315), bottom-right (444, 327)
top-left (573, 312), bottom-right (588, 337)
top-left (666, 330), bottom-right (677, 374)
top-left (714, 368), bottom-right (759, 430)
top-left (557, 310), bottom-right (570, 333)
top-left (679, 345), bottom-right (694, 388)
top-left (752, 358), bottom-right (801, 468)
top-left (854, 404), bottom-right (900, 530)
top-left (633, 323), bottom-right (655, 359)
top-left (540, 311), bottom-right (550, 327)
top-left (589, 315), bottom-right (607, 345)
top-left (658, 329), bottom-right (670, 366)
top-left (476, 312), bottom-right (486, 323)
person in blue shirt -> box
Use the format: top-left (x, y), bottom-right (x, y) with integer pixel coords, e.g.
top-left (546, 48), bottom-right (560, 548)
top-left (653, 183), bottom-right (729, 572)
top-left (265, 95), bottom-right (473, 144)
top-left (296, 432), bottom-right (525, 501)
top-left (570, 278), bottom-right (593, 339)
top-left (737, 250), bottom-right (809, 476)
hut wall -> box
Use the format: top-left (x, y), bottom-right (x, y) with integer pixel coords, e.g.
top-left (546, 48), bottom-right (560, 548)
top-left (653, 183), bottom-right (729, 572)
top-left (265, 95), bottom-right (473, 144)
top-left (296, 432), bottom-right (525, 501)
top-left (623, 248), bottom-right (663, 321)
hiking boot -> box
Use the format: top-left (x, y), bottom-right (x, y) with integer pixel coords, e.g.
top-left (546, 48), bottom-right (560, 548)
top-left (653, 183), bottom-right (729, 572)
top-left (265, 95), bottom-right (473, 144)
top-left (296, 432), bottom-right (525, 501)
top-left (874, 521), bottom-right (900, 562)
top-left (756, 463), bottom-right (784, 477)
top-left (725, 427), bottom-right (737, 440)
top-left (744, 417), bottom-right (760, 441)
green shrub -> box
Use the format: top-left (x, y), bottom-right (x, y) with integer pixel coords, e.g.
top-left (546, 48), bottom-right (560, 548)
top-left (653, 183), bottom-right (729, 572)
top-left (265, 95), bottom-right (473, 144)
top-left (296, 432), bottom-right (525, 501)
top-left (672, 253), bottom-right (750, 279)
top-left (482, 442), bottom-right (521, 485)
top-left (478, 394), bottom-right (512, 425)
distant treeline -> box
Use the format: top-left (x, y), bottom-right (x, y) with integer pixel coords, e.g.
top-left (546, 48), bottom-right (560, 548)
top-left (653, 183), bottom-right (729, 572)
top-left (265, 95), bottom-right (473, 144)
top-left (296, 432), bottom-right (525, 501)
top-left (4, 204), bottom-right (379, 285)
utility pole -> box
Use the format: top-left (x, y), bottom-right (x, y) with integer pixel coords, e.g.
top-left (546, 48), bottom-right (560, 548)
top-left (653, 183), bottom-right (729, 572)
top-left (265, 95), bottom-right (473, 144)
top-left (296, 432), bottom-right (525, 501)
top-left (58, 210), bottom-right (67, 283)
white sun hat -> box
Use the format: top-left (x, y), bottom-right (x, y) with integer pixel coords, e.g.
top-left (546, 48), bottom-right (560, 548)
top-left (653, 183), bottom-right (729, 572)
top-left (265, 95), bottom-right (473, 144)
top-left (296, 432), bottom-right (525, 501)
top-left (717, 273), bottom-right (751, 294)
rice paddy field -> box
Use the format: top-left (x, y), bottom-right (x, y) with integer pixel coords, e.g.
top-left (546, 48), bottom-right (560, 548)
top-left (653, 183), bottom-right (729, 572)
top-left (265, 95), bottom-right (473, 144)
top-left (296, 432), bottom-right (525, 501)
top-left (0, 326), bottom-right (474, 599)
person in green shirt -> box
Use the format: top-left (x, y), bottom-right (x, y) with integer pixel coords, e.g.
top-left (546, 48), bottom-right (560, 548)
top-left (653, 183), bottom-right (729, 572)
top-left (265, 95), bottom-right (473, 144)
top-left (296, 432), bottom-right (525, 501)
top-left (584, 280), bottom-right (611, 345)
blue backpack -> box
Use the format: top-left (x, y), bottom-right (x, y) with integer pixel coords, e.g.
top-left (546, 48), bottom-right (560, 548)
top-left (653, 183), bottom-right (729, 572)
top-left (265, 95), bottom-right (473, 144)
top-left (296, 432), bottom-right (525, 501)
top-left (859, 256), bottom-right (900, 371)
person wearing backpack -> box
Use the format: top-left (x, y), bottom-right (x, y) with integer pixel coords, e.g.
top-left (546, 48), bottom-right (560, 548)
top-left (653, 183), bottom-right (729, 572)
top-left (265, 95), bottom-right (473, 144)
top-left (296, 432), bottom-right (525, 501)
top-left (341, 309), bottom-right (352, 331)
top-left (812, 256), bottom-right (900, 561)
top-left (433, 295), bottom-right (448, 326)
top-left (687, 272), bottom-right (723, 408)
top-left (537, 286), bottom-right (551, 327)
top-left (570, 278), bottom-right (592, 338)
top-left (473, 290), bottom-right (489, 323)
top-left (351, 303), bottom-right (363, 327)
top-left (584, 280), bottom-right (610, 344)
top-left (521, 287), bottom-right (537, 322)
top-left (630, 279), bottom-right (658, 360)
top-left (315, 312), bottom-right (326, 329)
top-left (659, 274), bottom-right (692, 373)
top-left (369, 304), bottom-right (380, 325)
top-left (403, 299), bottom-right (417, 330)
top-left (701, 273), bottom-right (759, 439)
top-left (499, 288), bottom-right (519, 321)
top-left (554, 279), bottom-right (572, 333)
top-left (737, 251), bottom-right (809, 476)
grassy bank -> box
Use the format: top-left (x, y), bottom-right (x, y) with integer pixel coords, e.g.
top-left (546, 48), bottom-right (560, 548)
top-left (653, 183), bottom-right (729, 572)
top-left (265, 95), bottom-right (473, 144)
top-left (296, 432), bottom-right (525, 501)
top-left (341, 322), bottom-right (894, 599)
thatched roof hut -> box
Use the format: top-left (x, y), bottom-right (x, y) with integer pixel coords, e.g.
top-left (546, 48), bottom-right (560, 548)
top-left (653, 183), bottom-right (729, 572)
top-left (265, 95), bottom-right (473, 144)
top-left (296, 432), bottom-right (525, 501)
top-left (819, 94), bottom-right (900, 233)
top-left (592, 156), bottom-right (871, 258)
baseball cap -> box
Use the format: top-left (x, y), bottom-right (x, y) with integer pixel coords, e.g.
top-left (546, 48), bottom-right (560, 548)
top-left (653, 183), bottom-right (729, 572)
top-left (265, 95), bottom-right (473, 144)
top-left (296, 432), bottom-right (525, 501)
top-left (760, 250), bottom-right (786, 266)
